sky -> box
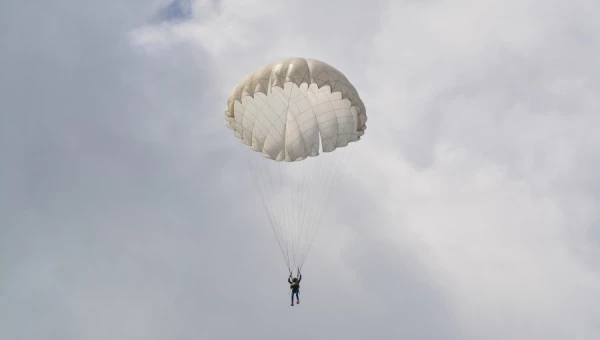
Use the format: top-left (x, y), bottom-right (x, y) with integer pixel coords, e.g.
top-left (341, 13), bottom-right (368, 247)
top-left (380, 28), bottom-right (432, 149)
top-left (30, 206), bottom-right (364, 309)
top-left (1, 0), bottom-right (599, 339)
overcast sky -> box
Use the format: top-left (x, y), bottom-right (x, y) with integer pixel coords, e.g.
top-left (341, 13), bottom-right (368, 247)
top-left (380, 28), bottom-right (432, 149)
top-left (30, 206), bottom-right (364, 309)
top-left (1, 0), bottom-right (599, 339)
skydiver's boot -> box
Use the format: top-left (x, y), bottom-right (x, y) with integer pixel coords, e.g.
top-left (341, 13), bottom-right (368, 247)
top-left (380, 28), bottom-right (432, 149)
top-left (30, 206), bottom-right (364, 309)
top-left (297, 299), bottom-right (300, 304)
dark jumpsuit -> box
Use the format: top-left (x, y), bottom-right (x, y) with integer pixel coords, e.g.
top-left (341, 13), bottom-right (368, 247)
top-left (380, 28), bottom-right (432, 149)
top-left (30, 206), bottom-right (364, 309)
top-left (288, 275), bottom-right (302, 305)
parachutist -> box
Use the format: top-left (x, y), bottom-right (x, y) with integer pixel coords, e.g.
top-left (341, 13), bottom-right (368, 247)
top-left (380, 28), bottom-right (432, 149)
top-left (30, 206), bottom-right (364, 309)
top-left (288, 272), bottom-right (302, 306)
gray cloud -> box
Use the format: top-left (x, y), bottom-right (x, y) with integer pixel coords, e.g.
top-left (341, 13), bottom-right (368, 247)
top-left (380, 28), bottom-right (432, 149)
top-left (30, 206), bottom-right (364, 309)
top-left (2, 0), bottom-right (599, 339)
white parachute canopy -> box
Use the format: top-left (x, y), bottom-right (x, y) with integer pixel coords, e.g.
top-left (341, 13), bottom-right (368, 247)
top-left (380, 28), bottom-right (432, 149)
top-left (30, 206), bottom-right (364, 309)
top-left (224, 58), bottom-right (367, 273)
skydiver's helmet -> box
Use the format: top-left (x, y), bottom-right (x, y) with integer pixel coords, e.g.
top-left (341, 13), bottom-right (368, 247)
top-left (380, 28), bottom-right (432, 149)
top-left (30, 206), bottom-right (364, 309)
top-left (292, 278), bottom-right (298, 283)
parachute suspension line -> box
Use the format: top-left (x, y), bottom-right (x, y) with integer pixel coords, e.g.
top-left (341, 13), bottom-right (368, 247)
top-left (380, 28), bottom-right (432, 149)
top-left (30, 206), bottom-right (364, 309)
top-left (298, 143), bottom-right (356, 270)
top-left (295, 149), bottom-right (330, 271)
top-left (308, 143), bottom-right (356, 266)
top-left (282, 163), bottom-right (299, 270)
top-left (295, 159), bottom-right (307, 270)
top-left (244, 152), bottom-right (290, 273)
top-left (250, 151), bottom-right (294, 271)
top-left (243, 139), bottom-right (357, 274)
top-left (281, 151), bottom-right (333, 274)
top-left (257, 158), bottom-right (289, 264)
top-left (297, 155), bottom-right (315, 270)
top-left (278, 162), bottom-right (296, 270)
top-left (299, 143), bottom-right (342, 261)
top-left (277, 162), bottom-right (294, 268)
top-left (300, 152), bottom-right (324, 234)
top-left (259, 158), bottom-right (292, 271)
top-left (296, 148), bottom-right (343, 270)
top-left (297, 157), bottom-right (331, 270)
top-left (302, 145), bottom-right (355, 267)
top-left (291, 159), bottom-right (314, 272)
top-left (279, 163), bottom-right (296, 268)
top-left (269, 160), bottom-right (292, 266)
top-left (294, 159), bottom-right (312, 268)
top-left (243, 137), bottom-right (358, 274)
top-left (298, 154), bottom-right (311, 232)
top-left (297, 156), bottom-right (317, 271)
top-left (289, 162), bottom-right (299, 271)
top-left (276, 164), bottom-right (289, 261)
top-left (293, 159), bottom-right (304, 269)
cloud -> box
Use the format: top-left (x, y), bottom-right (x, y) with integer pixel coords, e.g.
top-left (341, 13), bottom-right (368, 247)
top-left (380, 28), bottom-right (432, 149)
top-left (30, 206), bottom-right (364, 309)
top-left (1, 0), bottom-right (599, 339)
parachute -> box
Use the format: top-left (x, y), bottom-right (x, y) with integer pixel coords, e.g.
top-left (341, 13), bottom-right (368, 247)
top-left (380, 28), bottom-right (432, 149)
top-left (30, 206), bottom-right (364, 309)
top-left (224, 58), bottom-right (367, 273)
